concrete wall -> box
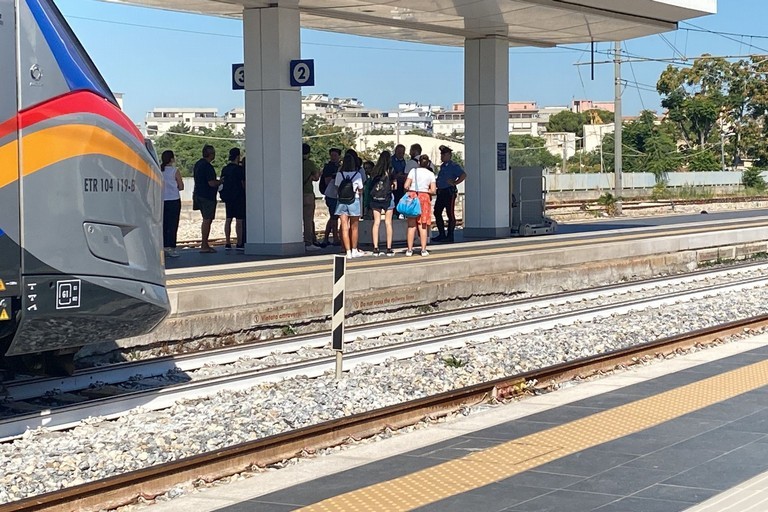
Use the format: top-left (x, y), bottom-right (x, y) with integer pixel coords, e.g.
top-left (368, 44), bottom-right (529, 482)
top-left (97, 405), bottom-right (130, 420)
top-left (77, 221), bottom-right (768, 363)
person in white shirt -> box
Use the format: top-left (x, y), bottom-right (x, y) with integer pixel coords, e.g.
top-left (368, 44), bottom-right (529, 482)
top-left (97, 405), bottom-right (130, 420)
top-left (160, 150), bottom-right (184, 258)
top-left (334, 152), bottom-right (366, 259)
top-left (403, 154), bottom-right (437, 256)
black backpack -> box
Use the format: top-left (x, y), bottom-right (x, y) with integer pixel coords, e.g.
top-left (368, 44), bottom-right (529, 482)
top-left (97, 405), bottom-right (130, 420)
top-left (319, 175), bottom-right (329, 195)
top-left (219, 173), bottom-right (233, 202)
top-left (337, 171), bottom-right (358, 205)
top-left (371, 174), bottom-right (391, 203)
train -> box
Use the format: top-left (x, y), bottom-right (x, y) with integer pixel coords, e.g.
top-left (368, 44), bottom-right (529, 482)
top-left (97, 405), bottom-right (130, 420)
top-left (0, 0), bottom-right (170, 375)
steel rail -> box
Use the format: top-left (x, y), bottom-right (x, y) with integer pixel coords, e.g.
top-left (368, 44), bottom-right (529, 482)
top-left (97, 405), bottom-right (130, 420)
top-left (5, 261), bottom-right (767, 403)
top-left (1, 274), bottom-right (766, 441)
top-left (5, 315), bottom-right (768, 512)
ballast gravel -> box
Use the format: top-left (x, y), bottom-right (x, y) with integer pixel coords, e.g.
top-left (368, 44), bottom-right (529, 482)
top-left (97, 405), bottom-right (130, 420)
top-left (1, 279), bottom-right (768, 504)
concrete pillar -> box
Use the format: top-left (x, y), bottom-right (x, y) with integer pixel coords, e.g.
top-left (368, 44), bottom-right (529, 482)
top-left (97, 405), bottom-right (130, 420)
top-left (463, 36), bottom-right (510, 239)
top-left (243, 4), bottom-right (304, 255)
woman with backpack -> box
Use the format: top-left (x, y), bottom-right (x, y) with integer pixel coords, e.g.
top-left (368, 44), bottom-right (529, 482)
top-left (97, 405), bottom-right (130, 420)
top-left (369, 151), bottom-right (395, 256)
top-left (335, 152), bottom-right (365, 259)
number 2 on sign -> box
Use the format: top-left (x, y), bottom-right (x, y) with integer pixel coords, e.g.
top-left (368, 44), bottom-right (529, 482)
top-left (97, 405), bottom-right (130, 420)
top-left (293, 63), bottom-right (309, 83)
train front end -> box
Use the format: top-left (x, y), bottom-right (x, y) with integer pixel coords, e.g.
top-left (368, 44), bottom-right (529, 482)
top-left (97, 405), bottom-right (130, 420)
top-left (0, 0), bottom-right (170, 373)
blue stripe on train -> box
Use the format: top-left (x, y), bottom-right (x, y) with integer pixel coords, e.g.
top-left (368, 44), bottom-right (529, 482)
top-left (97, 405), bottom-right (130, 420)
top-left (25, 0), bottom-right (115, 102)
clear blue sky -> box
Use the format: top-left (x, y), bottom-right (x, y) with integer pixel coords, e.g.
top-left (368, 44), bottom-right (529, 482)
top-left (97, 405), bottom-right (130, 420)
top-left (55, 0), bottom-right (767, 125)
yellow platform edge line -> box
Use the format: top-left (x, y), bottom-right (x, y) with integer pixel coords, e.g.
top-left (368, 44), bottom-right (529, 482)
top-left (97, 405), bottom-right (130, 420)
top-left (299, 359), bottom-right (768, 511)
top-left (167, 220), bottom-right (768, 288)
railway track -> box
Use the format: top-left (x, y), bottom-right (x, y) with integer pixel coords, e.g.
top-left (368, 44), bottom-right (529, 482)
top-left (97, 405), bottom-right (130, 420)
top-left (2, 263), bottom-right (767, 442)
top-left (4, 313), bottom-right (767, 512)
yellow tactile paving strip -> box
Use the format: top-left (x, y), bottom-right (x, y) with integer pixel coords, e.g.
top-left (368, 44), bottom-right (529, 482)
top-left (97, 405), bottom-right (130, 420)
top-left (167, 219), bottom-right (768, 287)
top-left (300, 358), bottom-right (768, 511)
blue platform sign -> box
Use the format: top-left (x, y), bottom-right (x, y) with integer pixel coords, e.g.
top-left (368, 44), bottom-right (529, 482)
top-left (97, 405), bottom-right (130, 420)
top-left (290, 59), bottom-right (314, 87)
top-left (497, 142), bottom-right (508, 171)
top-left (232, 63), bottom-right (245, 90)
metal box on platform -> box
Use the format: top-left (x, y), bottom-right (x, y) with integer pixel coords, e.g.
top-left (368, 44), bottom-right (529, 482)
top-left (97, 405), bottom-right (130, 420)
top-left (510, 166), bottom-right (557, 236)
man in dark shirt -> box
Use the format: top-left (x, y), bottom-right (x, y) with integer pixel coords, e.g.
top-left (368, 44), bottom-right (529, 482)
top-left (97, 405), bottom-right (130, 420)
top-left (193, 144), bottom-right (220, 253)
top-left (432, 145), bottom-right (466, 244)
top-left (391, 144), bottom-right (407, 207)
top-left (220, 147), bottom-right (246, 250)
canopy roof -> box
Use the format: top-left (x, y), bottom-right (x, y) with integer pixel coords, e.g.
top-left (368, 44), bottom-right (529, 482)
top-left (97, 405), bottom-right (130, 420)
top-left (102, 0), bottom-right (716, 47)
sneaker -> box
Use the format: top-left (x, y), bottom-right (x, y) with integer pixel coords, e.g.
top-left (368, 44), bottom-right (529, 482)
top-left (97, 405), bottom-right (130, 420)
top-left (352, 249), bottom-right (367, 258)
top-left (305, 244), bottom-right (321, 252)
top-left (313, 241), bottom-right (323, 247)
top-left (236, 245), bottom-right (245, 252)
top-left (421, 249), bottom-right (430, 257)
top-left (386, 248), bottom-right (395, 257)
top-left (319, 241), bottom-right (329, 248)
top-left (168, 249), bottom-right (180, 258)
top-left (431, 234), bottom-right (447, 243)
top-left (373, 247), bottom-right (381, 256)
top-left (225, 243), bottom-right (232, 250)
top-left (346, 251), bottom-right (353, 260)
top-left (405, 249), bottom-right (413, 257)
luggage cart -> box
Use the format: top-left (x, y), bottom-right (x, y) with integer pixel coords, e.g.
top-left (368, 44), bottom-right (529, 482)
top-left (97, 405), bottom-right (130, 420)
top-left (509, 166), bottom-right (557, 236)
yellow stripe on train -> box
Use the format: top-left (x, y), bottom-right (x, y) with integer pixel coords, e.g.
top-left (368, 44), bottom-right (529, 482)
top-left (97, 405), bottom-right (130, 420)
top-left (20, 124), bottom-right (159, 183)
top-left (0, 139), bottom-right (19, 190)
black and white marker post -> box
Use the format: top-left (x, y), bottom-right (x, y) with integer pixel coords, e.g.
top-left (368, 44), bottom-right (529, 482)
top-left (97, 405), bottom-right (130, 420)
top-left (332, 255), bottom-right (346, 379)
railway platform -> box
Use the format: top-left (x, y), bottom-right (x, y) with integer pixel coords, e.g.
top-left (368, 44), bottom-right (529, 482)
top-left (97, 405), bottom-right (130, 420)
top-left (79, 209), bottom-right (768, 361)
top-left (148, 333), bottom-right (768, 512)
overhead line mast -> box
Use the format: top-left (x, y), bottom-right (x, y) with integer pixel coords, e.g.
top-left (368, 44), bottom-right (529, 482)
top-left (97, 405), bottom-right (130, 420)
top-left (614, 41), bottom-right (623, 215)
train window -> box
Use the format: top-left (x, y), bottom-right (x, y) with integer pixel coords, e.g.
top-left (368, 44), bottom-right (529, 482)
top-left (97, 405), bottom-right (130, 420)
top-left (144, 139), bottom-right (159, 166)
top-left (29, 0), bottom-right (116, 105)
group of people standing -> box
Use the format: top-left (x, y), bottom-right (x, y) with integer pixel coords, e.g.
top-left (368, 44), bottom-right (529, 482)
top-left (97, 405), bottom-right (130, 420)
top-left (160, 144), bottom-right (246, 256)
top-left (161, 140), bottom-right (466, 259)
top-left (304, 142), bottom-right (466, 259)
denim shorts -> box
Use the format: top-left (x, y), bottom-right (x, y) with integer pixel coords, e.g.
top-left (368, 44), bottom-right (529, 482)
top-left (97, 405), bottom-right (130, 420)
top-left (335, 197), bottom-right (361, 217)
top-left (371, 196), bottom-right (395, 212)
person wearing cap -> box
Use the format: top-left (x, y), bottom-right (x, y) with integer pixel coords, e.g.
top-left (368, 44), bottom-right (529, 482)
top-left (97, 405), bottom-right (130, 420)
top-left (432, 145), bottom-right (466, 243)
top-left (302, 143), bottom-right (321, 251)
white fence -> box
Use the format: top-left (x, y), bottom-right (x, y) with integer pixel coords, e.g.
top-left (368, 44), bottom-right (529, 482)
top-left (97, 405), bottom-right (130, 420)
top-left (545, 171), bottom-right (748, 191)
top-left (180, 170), bottom-right (757, 201)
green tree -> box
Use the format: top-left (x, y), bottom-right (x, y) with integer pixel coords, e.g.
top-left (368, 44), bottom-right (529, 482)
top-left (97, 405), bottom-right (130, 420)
top-left (742, 167), bottom-right (767, 191)
top-left (547, 109), bottom-right (614, 149)
top-left (367, 127), bottom-right (395, 135)
top-left (405, 128), bottom-right (432, 137)
top-left (547, 110), bottom-right (583, 136)
top-left (302, 115), bottom-right (357, 169)
top-left (152, 123), bottom-right (241, 176)
top-left (598, 112), bottom-right (679, 179)
top-left (655, 55), bottom-right (757, 155)
top-left (508, 135), bottom-right (561, 170)
top-left (359, 140), bottom-right (394, 163)
top-left (687, 150), bottom-right (721, 172)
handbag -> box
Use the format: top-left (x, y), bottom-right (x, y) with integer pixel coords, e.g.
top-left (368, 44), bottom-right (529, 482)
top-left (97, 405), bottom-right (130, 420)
top-left (397, 192), bottom-right (421, 218)
top-left (397, 168), bottom-right (421, 218)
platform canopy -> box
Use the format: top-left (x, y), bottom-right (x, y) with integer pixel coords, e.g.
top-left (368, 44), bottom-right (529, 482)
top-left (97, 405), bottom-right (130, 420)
top-left (103, 0), bottom-right (716, 47)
